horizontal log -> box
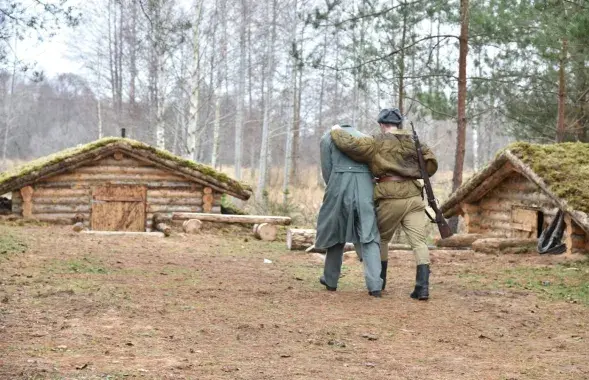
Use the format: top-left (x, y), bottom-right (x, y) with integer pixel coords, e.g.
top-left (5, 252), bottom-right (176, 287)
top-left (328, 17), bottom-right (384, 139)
top-left (33, 204), bottom-right (91, 214)
top-left (480, 219), bottom-right (536, 234)
top-left (92, 157), bottom-right (154, 167)
top-left (31, 188), bottom-right (90, 198)
top-left (172, 213), bottom-right (291, 225)
top-left (32, 196), bottom-right (91, 205)
top-left (147, 205), bottom-right (203, 213)
top-left (36, 181), bottom-right (197, 189)
top-left (472, 238), bottom-right (537, 254)
top-left (43, 172), bottom-right (188, 183)
top-left (146, 197), bottom-right (203, 206)
top-left (31, 213), bottom-right (89, 223)
top-left (497, 178), bottom-right (540, 192)
top-left (81, 231), bottom-right (164, 237)
top-left (478, 199), bottom-right (516, 212)
top-left (478, 210), bottom-right (512, 222)
top-left (74, 165), bottom-right (182, 176)
top-left (435, 234), bottom-right (486, 248)
top-left (147, 189), bottom-right (203, 198)
top-left (493, 190), bottom-right (552, 204)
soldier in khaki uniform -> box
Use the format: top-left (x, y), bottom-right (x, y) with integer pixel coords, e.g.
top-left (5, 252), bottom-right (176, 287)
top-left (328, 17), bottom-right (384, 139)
top-left (330, 108), bottom-right (438, 300)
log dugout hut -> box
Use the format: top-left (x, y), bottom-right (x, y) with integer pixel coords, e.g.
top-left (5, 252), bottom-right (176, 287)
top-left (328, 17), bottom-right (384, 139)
top-left (0, 138), bottom-right (252, 231)
top-left (440, 142), bottom-right (589, 255)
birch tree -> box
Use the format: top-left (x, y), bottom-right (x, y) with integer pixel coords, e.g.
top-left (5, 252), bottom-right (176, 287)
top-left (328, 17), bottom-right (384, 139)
top-left (187, 0), bottom-right (204, 160)
top-left (234, 0), bottom-right (248, 179)
top-left (256, 0), bottom-right (278, 199)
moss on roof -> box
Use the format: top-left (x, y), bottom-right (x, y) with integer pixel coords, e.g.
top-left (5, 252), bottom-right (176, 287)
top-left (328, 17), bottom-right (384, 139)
top-left (508, 142), bottom-right (589, 213)
top-left (0, 137), bottom-right (252, 197)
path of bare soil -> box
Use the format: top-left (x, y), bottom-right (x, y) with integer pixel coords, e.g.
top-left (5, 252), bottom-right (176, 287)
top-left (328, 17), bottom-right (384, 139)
top-left (1, 225), bottom-right (588, 380)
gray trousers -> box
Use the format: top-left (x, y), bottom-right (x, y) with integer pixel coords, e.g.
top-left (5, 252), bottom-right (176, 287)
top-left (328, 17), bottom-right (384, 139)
top-left (323, 242), bottom-right (383, 292)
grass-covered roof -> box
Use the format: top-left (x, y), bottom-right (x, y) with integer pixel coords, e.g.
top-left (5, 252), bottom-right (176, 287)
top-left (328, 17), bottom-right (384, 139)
top-left (441, 142), bottom-right (589, 216)
top-left (0, 137), bottom-right (252, 200)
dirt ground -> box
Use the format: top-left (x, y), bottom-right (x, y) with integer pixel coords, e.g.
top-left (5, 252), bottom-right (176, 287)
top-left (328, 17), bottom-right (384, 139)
top-left (1, 225), bottom-right (589, 380)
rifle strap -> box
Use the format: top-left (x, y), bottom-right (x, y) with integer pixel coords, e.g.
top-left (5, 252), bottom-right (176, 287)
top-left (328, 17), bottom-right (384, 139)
top-left (424, 208), bottom-right (436, 223)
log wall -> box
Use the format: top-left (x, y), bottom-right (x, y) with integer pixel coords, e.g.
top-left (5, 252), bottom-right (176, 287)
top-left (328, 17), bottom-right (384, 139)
top-left (11, 153), bottom-right (223, 230)
top-left (462, 173), bottom-right (588, 252)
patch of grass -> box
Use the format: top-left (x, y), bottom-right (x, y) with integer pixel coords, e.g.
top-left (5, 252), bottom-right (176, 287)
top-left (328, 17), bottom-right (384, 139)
top-left (488, 260), bottom-right (589, 304)
top-left (48, 256), bottom-right (109, 274)
top-left (500, 260), bottom-right (589, 304)
top-left (0, 228), bottom-right (27, 259)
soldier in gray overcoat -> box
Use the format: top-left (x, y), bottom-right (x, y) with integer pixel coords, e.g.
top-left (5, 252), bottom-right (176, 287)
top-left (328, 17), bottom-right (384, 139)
top-left (315, 124), bottom-right (383, 297)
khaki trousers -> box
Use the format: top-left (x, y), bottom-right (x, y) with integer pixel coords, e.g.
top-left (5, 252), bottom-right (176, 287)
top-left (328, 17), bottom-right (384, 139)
top-left (376, 196), bottom-right (430, 265)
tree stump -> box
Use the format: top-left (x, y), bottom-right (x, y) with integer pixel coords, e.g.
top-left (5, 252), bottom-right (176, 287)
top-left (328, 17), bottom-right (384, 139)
top-left (183, 219), bottom-right (203, 234)
top-left (253, 223), bottom-right (277, 241)
top-left (155, 223), bottom-right (172, 237)
top-left (72, 222), bottom-right (85, 232)
top-left (286, 229), bottom-right (316, 250)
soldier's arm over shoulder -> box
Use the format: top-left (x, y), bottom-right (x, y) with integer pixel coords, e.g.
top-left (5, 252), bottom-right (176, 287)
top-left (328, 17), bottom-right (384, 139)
top-left (330, 129), bottom-right (375, 163)
top-left (319, 133), bottom-right (333, 184)
top-left (422, 143), bottom-right (438, 176)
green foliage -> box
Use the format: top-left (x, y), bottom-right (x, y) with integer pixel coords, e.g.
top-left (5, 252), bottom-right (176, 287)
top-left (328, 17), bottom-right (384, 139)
top-left (509, 141), bottom-right (589, 213)
top-left (416, 91), bottom-right (455, 120)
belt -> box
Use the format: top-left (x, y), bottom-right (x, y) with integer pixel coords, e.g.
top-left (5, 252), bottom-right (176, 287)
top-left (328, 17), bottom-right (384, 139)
top-left (376, 175), bottom-right (409, 183)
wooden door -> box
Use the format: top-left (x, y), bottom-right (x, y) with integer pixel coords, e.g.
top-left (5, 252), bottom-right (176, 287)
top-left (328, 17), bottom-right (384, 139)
top-left (91, 185), bottom-right (146, 231)
top-left (511, 207), bottom-right (538, 238)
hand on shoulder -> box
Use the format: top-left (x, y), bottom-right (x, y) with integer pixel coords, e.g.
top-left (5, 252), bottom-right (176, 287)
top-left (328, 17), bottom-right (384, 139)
top-left (331, 124), bottom-right (341, 131)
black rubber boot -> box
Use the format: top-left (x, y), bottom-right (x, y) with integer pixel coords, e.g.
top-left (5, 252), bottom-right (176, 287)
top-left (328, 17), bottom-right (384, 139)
top-left (319, 276), bottom-right (336, 291)
top-left (380, 261), bottom-right (388, 290)
top-left (410, 264), bottom-right (430, 300)
top-left (368, 290), bottom-right (382, 298)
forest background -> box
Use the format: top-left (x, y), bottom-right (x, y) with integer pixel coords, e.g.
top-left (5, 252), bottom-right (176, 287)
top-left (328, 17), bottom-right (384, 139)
top-left (0, 0), bottom-right (588, 227)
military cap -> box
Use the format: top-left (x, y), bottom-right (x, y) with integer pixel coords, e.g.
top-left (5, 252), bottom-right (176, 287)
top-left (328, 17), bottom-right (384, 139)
top-left (377, 108), bottom-right (403, 125)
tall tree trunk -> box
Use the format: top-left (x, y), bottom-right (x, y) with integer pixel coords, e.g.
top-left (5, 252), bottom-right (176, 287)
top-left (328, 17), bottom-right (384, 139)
top-left (212, 0), bottom-right (227, 168)
top-left (234, 0), bottom-right (247, 179)
top-left (316, 27), bottom-right (329, 186)
top-left (129, 0), bottom-right (138, 139)
top-left (117, 1), bottom-right (124, 126)
top-left (398, 1), bottom-right (407, 114)
top-left (155, 50), bottom-right (166, 149)
top-left (289, 2), bottom-right (300, 187)
top-left (2, 36), bottom-right (17, 161)
top-left (449, 0), bottom-right (470, 232)
top-left (188, 1), bottom-right (203, 160)
top-left (97, 99), bottom-right (103, 139)
top-left (556, 39), bottom-right (567, 143)
top-left (256, 0), bottom-right (277, 200)
top-left (291, 64), bottom-right (303, 184)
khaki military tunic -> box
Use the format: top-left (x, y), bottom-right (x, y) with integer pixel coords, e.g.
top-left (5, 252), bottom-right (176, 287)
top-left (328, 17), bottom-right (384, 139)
top-left (330, 128), bottom-right (438, 264)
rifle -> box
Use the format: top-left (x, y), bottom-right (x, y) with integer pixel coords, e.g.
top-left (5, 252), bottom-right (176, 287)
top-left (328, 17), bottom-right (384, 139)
top-left (410, 122), bottom-right (453, 239)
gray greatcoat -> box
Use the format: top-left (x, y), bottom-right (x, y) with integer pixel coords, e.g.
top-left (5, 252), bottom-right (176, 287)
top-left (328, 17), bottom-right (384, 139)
top-left (314, 126), bottom-right (380, 249)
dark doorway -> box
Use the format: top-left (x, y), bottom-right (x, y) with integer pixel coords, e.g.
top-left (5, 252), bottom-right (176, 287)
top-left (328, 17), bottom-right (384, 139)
top-left (537, 211), bottom-right (545, 238)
